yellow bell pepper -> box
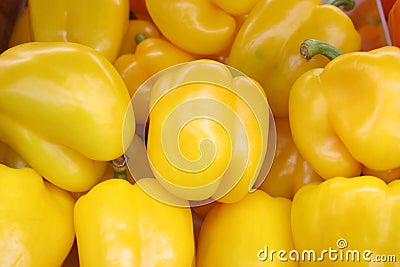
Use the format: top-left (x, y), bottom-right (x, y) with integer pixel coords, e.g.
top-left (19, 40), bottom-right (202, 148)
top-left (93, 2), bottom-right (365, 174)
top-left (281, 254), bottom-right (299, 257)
top-left (28, 0), bottom-right (129, 62)
top-left (0, 164), bottom-right (75, 266)
top-left (259, 117), bottom-right (324, 199)
top-left (291, 176), bottom-right (400, 266)
top-left (289, 39), bottom-right (400, 180)
top-left (74, 177), bottom-right (195, 267)
top-left (228, 0), bottom-right (361, 117)
top-left (114, 37), bottom-right (196, 125)
top-left (0, 42), bottom-right (135, 192)
top-left (118, 17), bottom-right (161, 56)
top-left (196, 190), bottom-right (297, 266)
top-left (145, 60), bottom-right (272, 204)
top-left (145, 0), bottom-right (259, 55)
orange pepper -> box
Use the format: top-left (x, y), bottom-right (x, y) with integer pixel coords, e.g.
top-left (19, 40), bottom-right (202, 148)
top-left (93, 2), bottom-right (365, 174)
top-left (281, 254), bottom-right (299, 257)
top-left (389, 0), bottom-right (400, 46)
top-left (259, 117), bottom-right (323, 199)
top-left (208, 14), bottom-right (248, 64)
top-left (382, 0), bottom-right (397, 18)
top-left (118, 18), bottom-right (161, 56)
top-left (129, 0), bottom-right (151, 20)
top-left (114, 37), bottom-right (195, 96)
top-left (357, 23), bottom-right (388, 51)
top-left (347, 0), bottom-right (388, 50)
top-left (8, 6), bottom-right (31, 47)
top-left (114, 37), bottom-right (195, 125)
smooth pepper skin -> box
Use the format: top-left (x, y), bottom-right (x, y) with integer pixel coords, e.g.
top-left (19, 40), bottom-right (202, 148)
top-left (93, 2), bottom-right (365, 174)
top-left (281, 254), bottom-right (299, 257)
top-left (289, 68), bottom-right (362, 179)
top-left (228, 0), bottom-right (361, 117)
top-left (389, 0), bottom-right (400, 47)
top-left (259, 117), bottom-right (324, 199)
top-left (196, 190), bottom-right (298, 267)
top-left (145, 0), bottom-right (255, 55)
top-left (0, 42), bottom-right (135, 192)
top-left (146, 60), bottom-right (271, 203)
top-left (28, 0), bottom-right (129, 62)
top-left (114, 37), bottom-right (195, 97)
top-left (289, 45), bottom-right (400, 179)
top-left (0, 164), bottom-right (76, 267)
top-left (113, 37), bottom-right (196, 125)
top-left (118, 19), bottom-right (161, 56)
top-left (346, 0), bottom-right (388, 51)
top-left (74, 178), bottom-right (195, 267)
top-left (382, 0), bottom-right (397, 18)
top-left (291, 176), bottom-right (400, 266)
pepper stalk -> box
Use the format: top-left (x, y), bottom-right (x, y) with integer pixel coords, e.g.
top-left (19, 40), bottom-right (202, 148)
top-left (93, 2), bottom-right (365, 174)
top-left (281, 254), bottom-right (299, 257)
top-left (300, 39), bottom-right (343, 61)
top-left (323, 0), bottom-right (356, 11)
top-left (111, 156), bottom-right (128, 180)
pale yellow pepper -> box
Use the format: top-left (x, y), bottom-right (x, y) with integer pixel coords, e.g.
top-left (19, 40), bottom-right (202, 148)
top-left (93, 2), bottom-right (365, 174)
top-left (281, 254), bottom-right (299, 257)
top-left (146, 60), bottom-right (272, 204)
top-left (0, 42), bottom-right (135, 192)
top-left (74, 178), bottom-right (195, 267)
top-left (145, 0), bottom-right (258, 55)
top-left (28, 0), bottom-right (129, 62)
top-left (0, 164), bottom-right (75, 267)
top-left (197, 190), bottom-right (298, 266)
top-left (292, 176), bottom-right (400, 266)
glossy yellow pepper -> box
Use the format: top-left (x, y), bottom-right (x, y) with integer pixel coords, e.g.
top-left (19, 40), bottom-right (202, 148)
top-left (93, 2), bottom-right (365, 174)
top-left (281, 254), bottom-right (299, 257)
top-left (196, 190), bottom-right (297, 266)
top-left (145, 0), bottom-right (259, 55)
top-left (118, 18), bottom-right (161, 56)
top-left (289, 40), bottom-right (400, 180)
top-left (28, 0), bottom-right (129, 62)
top-left (0, 42), bottom-right (135, 192)
top-left (74, 178), bottom-right (195, 267)
top-left (228, 0), bottom-right (361, 117)
top-left (114, 37), bottom-right (195, 125)
top-left (146, 60), bottom-right (272, 204)
top-left (0, 164), bottom-right (75, 266)
top-left (259, 117), bottom-right (324, 199)
top-left (292, 176), bottom-right (400, 266)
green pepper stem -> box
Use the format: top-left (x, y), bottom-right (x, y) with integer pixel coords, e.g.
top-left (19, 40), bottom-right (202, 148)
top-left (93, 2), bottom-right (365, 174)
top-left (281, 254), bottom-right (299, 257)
top-left (135, 33), bottom-right (146, 45)
top-left (111, 156), bottom-right (128, 180)
top-left (323, 0), bottom-right (355, 11)
top-left (300, 39), bottom-right (343, 61)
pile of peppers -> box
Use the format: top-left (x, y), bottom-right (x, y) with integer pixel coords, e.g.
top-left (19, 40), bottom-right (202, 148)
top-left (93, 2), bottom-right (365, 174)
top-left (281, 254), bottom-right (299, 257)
top-left (1, 0), bottom-right (400, 266)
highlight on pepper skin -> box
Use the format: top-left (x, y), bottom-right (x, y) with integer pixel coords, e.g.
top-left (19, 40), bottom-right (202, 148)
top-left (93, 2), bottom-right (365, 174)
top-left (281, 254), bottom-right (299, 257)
top-left (123, 60), bottom-right (276, 207)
